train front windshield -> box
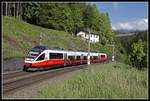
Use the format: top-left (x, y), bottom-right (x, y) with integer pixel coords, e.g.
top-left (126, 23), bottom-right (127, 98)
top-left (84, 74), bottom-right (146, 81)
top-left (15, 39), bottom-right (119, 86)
top-left (26, 50), bottom-right (41, 59)
top-left (26, 46), bottom-right (48, 60)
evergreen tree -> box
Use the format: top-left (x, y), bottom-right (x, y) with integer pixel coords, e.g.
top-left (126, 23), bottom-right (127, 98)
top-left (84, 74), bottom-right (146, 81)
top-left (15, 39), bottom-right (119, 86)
top-left (22, 2), bottom-right (41, 25)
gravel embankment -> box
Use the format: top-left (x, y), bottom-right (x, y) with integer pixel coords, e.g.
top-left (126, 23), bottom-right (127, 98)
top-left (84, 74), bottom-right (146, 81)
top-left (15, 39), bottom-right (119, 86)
top-left (3, 58), bottom-right (24, 72)
top-left (2, 68), bottom-right (81, 99)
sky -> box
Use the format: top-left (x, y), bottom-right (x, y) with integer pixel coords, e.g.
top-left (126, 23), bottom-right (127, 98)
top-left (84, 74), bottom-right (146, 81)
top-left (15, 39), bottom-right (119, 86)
top-left (96, 2), bottom-right (148, 31)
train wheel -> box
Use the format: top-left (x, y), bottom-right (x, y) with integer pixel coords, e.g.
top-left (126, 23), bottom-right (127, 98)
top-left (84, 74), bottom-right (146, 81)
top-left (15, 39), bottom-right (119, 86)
top-left (23, 68), bottom-right (28, 72)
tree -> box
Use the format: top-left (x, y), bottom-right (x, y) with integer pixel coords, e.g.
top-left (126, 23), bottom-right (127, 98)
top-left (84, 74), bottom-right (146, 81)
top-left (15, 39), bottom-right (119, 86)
top-left (82, 3), bottom-right (98, 29)
top-left (129, 39), bottom-right (147, 69)
top-left (6, 2), bottom-right (7, 16)
top-left (2, 2), bottom-right (23, 18)
top-left (38, 3), bottom-right (74, 32)
top-left (91, 12), bottom-right (114, 45)
top-left (68, 3), bottom-right (84, 34)
top-left (22, 2), bottom-right (41, 25)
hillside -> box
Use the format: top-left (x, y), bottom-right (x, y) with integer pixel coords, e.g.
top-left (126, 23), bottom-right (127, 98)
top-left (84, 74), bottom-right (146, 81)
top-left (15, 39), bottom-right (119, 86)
top-left (2, 16), bottom-right (112, 59)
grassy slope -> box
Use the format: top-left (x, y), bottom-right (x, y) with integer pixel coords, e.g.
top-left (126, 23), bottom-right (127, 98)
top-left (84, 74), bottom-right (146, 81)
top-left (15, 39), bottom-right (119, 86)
top-left (2, 16), bottom-right (112, 59)
top-left (35, 62), bottom-right (148, 98)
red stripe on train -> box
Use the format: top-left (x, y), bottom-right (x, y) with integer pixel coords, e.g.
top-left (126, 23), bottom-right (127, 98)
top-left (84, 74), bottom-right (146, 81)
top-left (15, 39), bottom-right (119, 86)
top-left (32, 60), bottom-right (64, 67)
top-left (100, 58), bottom-right (108, 61)
top-left (25, 58), bottom-right (108, 68)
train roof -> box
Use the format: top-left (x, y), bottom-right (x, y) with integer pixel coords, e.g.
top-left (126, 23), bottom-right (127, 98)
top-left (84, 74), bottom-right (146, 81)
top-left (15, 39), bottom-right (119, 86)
top-left (32, 45), bottom-right (107, 55)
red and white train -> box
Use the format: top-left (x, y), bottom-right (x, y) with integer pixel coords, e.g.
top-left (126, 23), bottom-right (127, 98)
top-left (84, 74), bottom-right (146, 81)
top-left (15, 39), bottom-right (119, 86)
top-left (23, 46), bottom-right (109, 71)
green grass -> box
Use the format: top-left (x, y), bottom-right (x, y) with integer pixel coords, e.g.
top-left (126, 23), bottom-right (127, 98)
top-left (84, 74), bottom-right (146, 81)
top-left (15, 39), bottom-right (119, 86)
top-left (35, 62), bottom-right (148, 99)
top-left (2, 16), bottom-right (113, 59)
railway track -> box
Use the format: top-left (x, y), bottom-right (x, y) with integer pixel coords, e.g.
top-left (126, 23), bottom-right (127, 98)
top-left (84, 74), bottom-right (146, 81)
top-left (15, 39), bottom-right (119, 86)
top-left (2, 70), bottom-right (30, 80)
top-left (2, 64), bottom-right (87, 96)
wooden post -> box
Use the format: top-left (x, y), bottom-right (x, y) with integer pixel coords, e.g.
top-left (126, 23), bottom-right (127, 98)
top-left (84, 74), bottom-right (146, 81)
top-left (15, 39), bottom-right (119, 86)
top-left (87, 28), bottom-right (90, 65)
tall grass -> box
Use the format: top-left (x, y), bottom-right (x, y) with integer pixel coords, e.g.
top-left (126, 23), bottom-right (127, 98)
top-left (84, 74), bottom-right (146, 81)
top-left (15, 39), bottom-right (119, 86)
top-left (35, 62), bottom-right (148, 99)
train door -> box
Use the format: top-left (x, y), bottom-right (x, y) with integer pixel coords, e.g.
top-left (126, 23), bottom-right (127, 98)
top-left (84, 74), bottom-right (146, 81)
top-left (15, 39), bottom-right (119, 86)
top-left (98, 55), bottom-right (101, 62)
top-left (81, 54), bottom-right (83, 64)
top-left (64, 53), bottom-right (67, 66)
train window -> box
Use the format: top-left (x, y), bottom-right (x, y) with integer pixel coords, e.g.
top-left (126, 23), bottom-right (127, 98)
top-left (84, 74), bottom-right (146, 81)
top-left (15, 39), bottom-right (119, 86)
top-left (90, 56), bottom-right (93, 59)
top-left (83, 56), bottom-right (87, 59)
top-left (93, 56), bottom-right (98, 59)
top-left (68, 56), bottom-right (75, 60)
top-left (101, 55), bottom-right (105, 58)
top-left (36, 53), bottom-right (45, 61)
top-left (50, 53), bottom-right (63, 59)
top-left (81, 54), bottom-right (84, 59)
top-left (76, 56), bottom-right (81, 60)
top-left (27, 51), bottom-right (40, 59)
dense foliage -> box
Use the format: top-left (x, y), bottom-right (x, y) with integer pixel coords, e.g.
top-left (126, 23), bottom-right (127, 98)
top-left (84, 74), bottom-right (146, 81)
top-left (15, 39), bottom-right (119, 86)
top-left (129, 40), bottom-right (147, 69)
top-left (116, 31), bottom-right (148, 68)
